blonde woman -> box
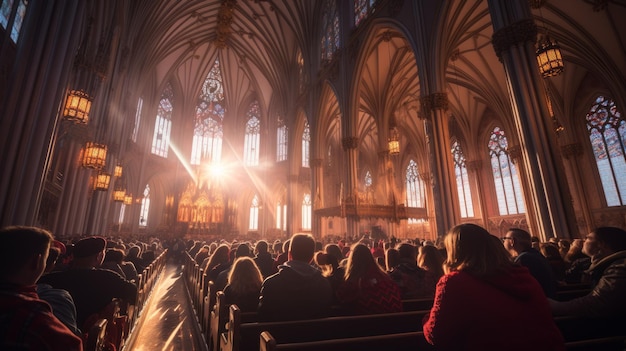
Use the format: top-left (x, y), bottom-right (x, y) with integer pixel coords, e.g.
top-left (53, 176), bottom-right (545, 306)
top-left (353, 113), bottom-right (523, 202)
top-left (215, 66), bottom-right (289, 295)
top-left (223, 257), bottom-right (263, 312)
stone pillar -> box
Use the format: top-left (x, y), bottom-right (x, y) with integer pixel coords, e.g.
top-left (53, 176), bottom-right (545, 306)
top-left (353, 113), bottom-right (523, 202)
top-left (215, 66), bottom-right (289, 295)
top-left (0, 0), bottom-right (86, 226)
top-left (561, 143), bottom-right (590, 234)
top-left (488, 0), bottom-right (577, 238)
top-left (421, 93), bottom-right (459, 238)
top-left (342, 136), bottom-right (359, 238)
top-left (466, 159), bottom-right (488, 228)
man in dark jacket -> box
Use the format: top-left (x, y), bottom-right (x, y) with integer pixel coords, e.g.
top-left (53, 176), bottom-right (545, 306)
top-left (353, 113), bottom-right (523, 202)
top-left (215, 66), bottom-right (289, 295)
top-left (550, 226), bottom-right (626, 318)
top-left (257, 233), bottom-right (333, 321)
top-left (503, 228), bottom-right (557, 298)
top-left (254, 240), bottom-right (278, 279)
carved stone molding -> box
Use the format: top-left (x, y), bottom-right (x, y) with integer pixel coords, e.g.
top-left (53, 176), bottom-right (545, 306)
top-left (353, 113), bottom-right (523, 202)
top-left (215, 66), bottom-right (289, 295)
top-left (311, 158), bottom-right (323, 167)
top-left (491, 19), bottom-right (537, 61)
top-left (561, 142), bottom-right (583, 159)
top-left (466, 160), bottom-right (483, 172)
top-left (342, 136), bottom-right (359, 150)
top-left (508, 145), bottom-right (522, 163)
top-left (420, 93), bottom-right (449, 117)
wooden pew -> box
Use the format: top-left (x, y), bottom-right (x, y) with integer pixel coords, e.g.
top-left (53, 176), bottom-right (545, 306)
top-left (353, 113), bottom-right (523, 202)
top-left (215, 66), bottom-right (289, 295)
top-left (565, 336), bottom-right (626, 351)
top-left (83, 319), bottom-right (108, 351)
top-left (220, 304), bottom-right (430, 351)
top-left (260, 330), bottom-right (435, 351)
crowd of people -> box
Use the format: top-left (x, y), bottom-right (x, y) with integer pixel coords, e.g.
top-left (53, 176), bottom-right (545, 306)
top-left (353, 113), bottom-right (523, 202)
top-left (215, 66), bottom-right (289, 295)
top-left (1, 222), bottom-right (625, 350)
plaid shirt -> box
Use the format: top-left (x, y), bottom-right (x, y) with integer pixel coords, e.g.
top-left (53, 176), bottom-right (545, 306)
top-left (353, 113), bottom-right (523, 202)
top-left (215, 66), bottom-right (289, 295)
top-left (0, 284), bottom-right (82, 351)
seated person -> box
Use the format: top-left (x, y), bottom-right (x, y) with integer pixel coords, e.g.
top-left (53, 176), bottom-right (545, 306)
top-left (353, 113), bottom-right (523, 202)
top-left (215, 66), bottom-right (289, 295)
top-left (37, 246), bottom-right (81, 336)
top-left (258, 234), bottom-right (333, 321)
top-left (550, 226), bottom-right (626, 318)
top-left (503, 228), bottom-right (557, 298)
top-left (423, 224), bottom-right (564, 351)
top-left (0, 226), bottom-right (82, 351)
top-left (336, 244), bottom-right (402, 315)
top-left (388, 243), bottom-right (435, 298)
top-left (223, 257), bottom-right (263, 312)
top-left (38, 236), bottom-right (138, 329)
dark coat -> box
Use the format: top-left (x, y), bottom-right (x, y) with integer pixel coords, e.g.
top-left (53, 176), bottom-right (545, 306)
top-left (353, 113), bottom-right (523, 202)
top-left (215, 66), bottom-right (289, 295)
top-left (257, 260), bottom-right (333, 321)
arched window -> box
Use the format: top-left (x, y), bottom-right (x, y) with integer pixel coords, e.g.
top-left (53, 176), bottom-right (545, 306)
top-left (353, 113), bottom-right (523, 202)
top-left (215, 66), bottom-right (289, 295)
top-left (244, 100), bottom-right (261, 166)
top-left (488, 127), bottom-right (525, 215)
top-left (132, 98), bottom-right (143, 143)
top-left (277, 117), bottom-right (288, 162)
top-left (365, 170), bottom-right (373, 189)
top-left (586, 95), bottom-right (626, 206)
top-left (249, 195), bottom-right (259, 231)
top-left (276, 200), bottom-right (287, 230)
top-left (191, 58), bottom-right (225, 165)
top-left (151, 83), bottom-right (173, 158)
top-left (321, 0), bottom-right (339, 62)
top-left (406, 159), bottom-right (425, 208)
top-left (0, 0), bottom-right (27, 43)
top-left (451, 139), bottom-right (474, 217)
top-left (354, 0), bottom-right (376, 26)
top-left (118, 204), bottom-right (126, 225)
top-left (139, 184), bottom-right (150, 227)
top-left (302, 121), bottom-right (310, 167)
top-left (302, 193), bottom-right (312, 230)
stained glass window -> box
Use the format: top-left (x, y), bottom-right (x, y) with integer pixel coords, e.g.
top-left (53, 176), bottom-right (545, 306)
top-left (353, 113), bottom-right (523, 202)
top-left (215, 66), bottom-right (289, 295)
top-left (249, 194), bottom-right (259, 230)
top-left (244, 100), bottom-right (261, 166)
top-left (406, 159), bottom-right (425, 208)
top-left (139, 184), bottom-right (150, 227)
top-left (151, 83), bottom-right (173, 158)
top-left (132, 98), bottom-right (143, 143)
top-left (302, 193), bottom-right (312, 230)
top-left (354, 0), bottom-right (376, 26)
top-left (302, 121), bottom-right (310, 167)
top-left (0, 0), bottom-right (27, 43)
top-left (321, 0), bottom-right (339, 62)
top-left (452, 139), bottom-right (474, 217)
top-left (586, 95), bottom-right (626, 206)
top-left (277, 117), bottom-right (288, 162)
top-left (488, 127), bottom-right (525, 215)
top-left (191, 58), bottom-right (225, 165)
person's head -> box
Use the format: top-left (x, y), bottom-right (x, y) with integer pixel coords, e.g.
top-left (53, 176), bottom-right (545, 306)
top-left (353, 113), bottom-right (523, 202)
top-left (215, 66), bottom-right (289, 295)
top-left (0, 226), bottom-right (53, 285)
top-left (72, 236), bottom-right (107, 268)
top-left (583, 227), bottom-right (626, 260)
top-left (540, 243), bottom-right (562, 261)
top-left (397, 243), bottom-right (418, 264)
top-left (44, 246), bottom-right (61, 273)
top-left (502, 228), bottom-right (532, 254)
top-left (234, 242), bottom-right (251, 259)
top-left (324, 244), bottom-right (343, 264)
top-left (445, 223), bottom-right (512, 276)
top-left (255, 240), bottom-right (269, 255)
top-left (345, 243), bottom-right (385, 281)
top-left (227, 256), bottom-right (263, 294)
top-left (418, 244), bottom-right (445, 277)
top-left (385, 248), bottom-right (400, 271)
top-left (206, 244), bottom-right (230, 271)
top-left (104, 248), bottom-right (125, 265)
top-left (288, 234), bottom-right (315, 263)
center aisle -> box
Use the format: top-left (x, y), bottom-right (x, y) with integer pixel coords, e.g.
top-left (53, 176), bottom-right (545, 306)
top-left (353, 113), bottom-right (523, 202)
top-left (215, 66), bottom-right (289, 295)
top-left (123, 259), bottom-right (208, 351)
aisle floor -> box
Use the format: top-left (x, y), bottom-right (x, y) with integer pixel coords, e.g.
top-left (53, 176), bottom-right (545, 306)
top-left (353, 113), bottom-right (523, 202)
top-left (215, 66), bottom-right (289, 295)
top-left (123, 260), bottom-right (207, 351)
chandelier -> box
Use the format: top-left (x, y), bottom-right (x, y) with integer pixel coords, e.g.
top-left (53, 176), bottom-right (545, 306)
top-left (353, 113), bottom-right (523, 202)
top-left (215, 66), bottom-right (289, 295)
top-left (63, 90), bottom-right (92, 124)
top-left (536, 35), bottom-right (564, 78)
top-left (82, 142), bottom-right (107, 170)
top-left (94, 171), bottom-right (111, 191)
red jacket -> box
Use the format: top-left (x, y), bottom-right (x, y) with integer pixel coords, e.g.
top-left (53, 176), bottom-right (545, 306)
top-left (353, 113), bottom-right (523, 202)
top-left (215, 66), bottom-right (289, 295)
top-left (422, 266), bottom-right (564, 351)
top-left (0, 284), bottom-right (83, 351)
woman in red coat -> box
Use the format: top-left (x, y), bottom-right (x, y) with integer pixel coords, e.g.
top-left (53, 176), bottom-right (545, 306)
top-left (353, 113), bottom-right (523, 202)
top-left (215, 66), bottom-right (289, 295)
top-left (422, 223), bottom-right (564, 351)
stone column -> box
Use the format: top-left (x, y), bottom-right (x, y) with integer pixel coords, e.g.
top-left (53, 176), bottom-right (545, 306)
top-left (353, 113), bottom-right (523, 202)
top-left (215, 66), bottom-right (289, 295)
top-left (342, 136), bottom-right (359, 238)
top-left (561, 143), bottom-right (590, 234)
top-left (488, 0), bottom-right (577, 238)
top-left (466, 159), bottom-right (488, 228)
top-left (421, 93), bottom-right (459, 238)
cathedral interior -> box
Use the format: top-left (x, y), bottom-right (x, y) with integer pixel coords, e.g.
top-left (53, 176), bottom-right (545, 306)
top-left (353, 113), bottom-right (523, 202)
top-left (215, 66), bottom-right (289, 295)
top-left (1, 0), bottom-right (625, 243)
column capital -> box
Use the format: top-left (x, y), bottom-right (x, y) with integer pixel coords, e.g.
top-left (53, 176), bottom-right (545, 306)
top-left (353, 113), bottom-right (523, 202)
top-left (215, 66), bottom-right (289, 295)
top-left (342, 136), bottom-right (359, 150)
top-left (561, 142), bottom-right (583, 159)
top-left (420, 93), bottom-right (449, 117)
top-left (466, 160), bottom-right (483, 171)
top-left (311, 158), bottom-right (323, 167)
top-left (508, 145), bottom-right (523, 163)
top-left (491, 19), bottom-right (537, 61)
